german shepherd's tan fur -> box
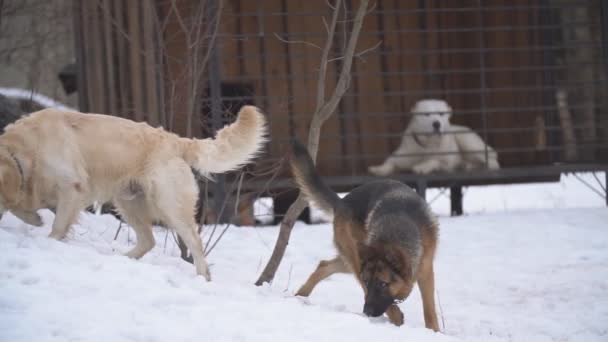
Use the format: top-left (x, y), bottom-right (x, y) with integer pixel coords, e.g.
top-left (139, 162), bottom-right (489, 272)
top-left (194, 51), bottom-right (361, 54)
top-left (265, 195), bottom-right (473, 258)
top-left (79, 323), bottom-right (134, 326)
top-left (290, 141), bottom-right (439, 330)
top-left (0, 106), bottom-right (267, 281)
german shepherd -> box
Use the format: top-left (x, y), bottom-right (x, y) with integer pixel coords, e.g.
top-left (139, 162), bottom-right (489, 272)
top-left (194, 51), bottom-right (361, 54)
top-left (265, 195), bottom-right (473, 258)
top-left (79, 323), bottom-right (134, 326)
top-left (291, 141), bottom-right (440, 330)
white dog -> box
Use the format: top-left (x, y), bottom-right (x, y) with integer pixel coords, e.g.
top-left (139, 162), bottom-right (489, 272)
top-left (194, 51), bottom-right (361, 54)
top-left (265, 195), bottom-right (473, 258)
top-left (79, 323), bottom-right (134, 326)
top-left (0, 106), bottom-right (266, 281)
top-left (368, 99), bottom-right (500, 175)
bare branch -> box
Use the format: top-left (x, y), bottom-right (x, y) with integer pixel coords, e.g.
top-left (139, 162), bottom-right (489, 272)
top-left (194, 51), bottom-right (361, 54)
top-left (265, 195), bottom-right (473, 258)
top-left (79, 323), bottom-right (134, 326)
top-left (193, 0), bottom-right (224, 95)
top-left (233, 171), bottom-right (246, 218)
top-left (309, 0), bottom-right (369, 160)
top-left (204, 171), bottom-right (244, 257)
top-left (316, 0), bottom-right (342, 113)
top-left (255, 0), bottom-right (370, 286)
top-left (325, 0), bottom-right (336, 11)
top-left (113, 221), bottom-right (123, 241)
top-left (322, 17), bottom-right (329, 34)
top-left (273, 33), bottom-right (323, 51)
top-left (327, 40), bottom-right (381, 63)
top-left (169, 0), bottom-right (189, 38)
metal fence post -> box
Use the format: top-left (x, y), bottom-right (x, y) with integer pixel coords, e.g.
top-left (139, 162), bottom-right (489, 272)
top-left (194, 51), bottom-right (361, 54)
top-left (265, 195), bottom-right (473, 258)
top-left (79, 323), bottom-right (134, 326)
top-left (416, 179), bottom-right (427, 200)
top-left (601, 0), bottom-right (608, 64)
top-left (207, 0), bottom-right (228, 223)
top-left (450, 186), bottom-right (463, 216)
top-left (72, 0), bottom-right (88, 112)
top-left (600, 1), bottom-right (608, 207)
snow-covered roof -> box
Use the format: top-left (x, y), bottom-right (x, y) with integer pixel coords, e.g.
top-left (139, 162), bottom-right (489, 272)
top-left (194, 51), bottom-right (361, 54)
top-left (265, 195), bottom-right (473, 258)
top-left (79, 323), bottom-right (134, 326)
top-left (0, 87), bottom-right (76, 112)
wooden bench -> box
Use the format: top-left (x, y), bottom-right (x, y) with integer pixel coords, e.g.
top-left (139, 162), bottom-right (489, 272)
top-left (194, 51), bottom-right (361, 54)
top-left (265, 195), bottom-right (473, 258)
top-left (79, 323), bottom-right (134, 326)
top-left (243, 164), bottom-right (607, 217)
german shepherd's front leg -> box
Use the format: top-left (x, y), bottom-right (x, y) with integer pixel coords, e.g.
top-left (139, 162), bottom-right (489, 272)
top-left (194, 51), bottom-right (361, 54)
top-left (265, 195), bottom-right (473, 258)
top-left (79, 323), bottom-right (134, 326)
top-left (295, 256), bottom-right (348, 297)
top-left (385, 304), bottom-right (404, 326)
top-left (417, 258), bottom-right (440, 332)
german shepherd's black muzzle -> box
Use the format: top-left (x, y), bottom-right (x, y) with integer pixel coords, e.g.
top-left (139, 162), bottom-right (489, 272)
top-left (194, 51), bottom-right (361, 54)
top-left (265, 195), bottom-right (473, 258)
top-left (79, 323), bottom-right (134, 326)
top-left (363, 280), bottom-right (394, 317)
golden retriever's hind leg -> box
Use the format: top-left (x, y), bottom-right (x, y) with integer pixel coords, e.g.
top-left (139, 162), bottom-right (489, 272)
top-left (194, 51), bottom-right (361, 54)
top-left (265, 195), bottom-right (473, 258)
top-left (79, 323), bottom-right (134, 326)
top-left (417, 258), bottom-right (440, 332)
top-left (115, 198), bottom-right (155, 259)
top-left (154, 159), bottom-right (210, 281)
top-left (295, 256), bottom-right (348, 297)
top-left (172, 221), bottom-right (210, 281)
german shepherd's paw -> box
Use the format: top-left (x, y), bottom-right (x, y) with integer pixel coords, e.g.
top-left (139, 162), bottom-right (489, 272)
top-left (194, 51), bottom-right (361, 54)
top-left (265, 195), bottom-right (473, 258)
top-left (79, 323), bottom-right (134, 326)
top-left (295, 287), bottom-right (312, 297)
top-left (294, 296), bottom-right (312, 305)
top-left (386, 305), bottom-right (404, 326)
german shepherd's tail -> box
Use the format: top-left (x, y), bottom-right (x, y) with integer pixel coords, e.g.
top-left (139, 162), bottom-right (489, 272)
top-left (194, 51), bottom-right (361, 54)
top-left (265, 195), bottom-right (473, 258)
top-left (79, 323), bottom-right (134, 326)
top-left (182, 106), bottom-right (267, 177)
top-left (290, 140), bottom-right (342, 217)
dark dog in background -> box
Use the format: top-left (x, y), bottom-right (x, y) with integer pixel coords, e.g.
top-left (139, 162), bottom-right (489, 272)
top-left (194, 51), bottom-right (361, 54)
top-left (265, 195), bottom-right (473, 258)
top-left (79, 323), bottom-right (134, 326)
top-left (290, 141), bottom-right (440, 330)
top-left (91, 190), bottom-right (257, 227)
top-left (194, 191), bottom-right (257, 226)
top-left (0, 94), bottom-right (25, 133)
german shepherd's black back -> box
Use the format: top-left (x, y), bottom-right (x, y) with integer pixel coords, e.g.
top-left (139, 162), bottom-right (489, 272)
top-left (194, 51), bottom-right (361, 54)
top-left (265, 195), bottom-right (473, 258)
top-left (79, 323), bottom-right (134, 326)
top-left (291, 140), bottom-right (440, 330)
top-left (290, 140), bottom-right (436, 253)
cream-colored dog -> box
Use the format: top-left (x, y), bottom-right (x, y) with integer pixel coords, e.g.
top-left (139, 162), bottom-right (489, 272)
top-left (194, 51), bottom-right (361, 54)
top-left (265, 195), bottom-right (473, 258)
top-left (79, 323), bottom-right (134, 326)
top-left (0, 106), bottom-right (267, 281)
top-left (369, 99), bottom-right (499, 175)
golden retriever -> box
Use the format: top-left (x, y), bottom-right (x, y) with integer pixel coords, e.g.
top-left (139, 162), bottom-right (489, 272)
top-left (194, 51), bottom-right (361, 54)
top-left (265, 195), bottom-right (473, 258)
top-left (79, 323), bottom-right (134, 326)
top-left (0, 106), bottom-right (267, 280)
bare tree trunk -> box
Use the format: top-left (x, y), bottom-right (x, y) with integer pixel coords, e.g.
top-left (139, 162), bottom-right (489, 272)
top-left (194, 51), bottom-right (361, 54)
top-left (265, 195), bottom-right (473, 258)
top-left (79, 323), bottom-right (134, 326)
top-left (255, 0), bottom-right (370, 286)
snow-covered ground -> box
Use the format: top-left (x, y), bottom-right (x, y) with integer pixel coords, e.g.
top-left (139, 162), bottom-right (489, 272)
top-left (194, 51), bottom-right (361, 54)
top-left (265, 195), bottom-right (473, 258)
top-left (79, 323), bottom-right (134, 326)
top-left (0, 173), bottom-right (606, 342)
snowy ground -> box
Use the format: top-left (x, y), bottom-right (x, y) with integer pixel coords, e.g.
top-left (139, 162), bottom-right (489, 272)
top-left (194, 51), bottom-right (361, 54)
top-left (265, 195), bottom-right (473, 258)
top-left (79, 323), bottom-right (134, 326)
top-left (0, 173), bottom-right (606, 342)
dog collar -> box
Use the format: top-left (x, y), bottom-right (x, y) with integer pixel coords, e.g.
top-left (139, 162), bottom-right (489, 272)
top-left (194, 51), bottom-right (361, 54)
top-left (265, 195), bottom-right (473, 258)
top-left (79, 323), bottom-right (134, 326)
top-left (412, 133), bottom-right (426, 148)
top-left (1, 146), bottom-right (25, 191)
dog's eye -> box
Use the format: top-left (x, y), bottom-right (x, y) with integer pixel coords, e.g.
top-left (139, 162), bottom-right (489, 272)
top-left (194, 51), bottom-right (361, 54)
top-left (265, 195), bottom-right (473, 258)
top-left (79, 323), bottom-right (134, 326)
top-left (380, 281), bottom-right (389, 288)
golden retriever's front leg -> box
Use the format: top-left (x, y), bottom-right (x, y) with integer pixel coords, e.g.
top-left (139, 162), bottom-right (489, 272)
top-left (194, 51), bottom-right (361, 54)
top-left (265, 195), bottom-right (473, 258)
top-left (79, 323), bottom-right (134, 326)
top-left (295, 257), bottom-right (348, 297)
top-left (48, 191), bottom-right (84, 240)
top-left (11, 209), bottom-right (43, 227)
top-left (385, 304), bottom-right (404, 326)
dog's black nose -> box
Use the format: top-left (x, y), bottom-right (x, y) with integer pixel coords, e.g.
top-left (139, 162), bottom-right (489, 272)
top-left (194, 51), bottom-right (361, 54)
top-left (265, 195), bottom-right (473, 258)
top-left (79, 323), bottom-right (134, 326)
top-left (432, 121), bottom-right (441, 132)
top-left (363, 303), bottom-right (383, 317)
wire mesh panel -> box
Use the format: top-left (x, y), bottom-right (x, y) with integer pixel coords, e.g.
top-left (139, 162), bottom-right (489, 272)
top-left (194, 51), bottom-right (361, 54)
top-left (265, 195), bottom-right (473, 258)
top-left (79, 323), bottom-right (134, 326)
top-left (211, 0), bottom-right (607, 183)
top-left (75, 0), bottom-right (607, 189)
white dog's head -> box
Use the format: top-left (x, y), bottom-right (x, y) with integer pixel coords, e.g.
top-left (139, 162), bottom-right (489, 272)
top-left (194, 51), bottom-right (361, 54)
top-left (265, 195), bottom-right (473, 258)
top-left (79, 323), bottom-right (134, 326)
top-left (408, 99), bottom-right (452, 134)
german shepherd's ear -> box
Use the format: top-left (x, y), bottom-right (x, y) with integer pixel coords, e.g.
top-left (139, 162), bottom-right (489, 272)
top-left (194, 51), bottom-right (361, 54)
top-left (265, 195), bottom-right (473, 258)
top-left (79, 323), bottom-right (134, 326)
top-left (358, 242), bottom-right (387, 270)
top-left (357, 241), bottom-right (371, 267)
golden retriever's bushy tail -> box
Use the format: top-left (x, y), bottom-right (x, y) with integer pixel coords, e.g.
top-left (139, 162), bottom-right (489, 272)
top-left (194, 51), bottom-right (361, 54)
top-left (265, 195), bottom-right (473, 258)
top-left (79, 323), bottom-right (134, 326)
top-left (290, 140), bottom-right (342, 217)
top-left (183, 105), bottom-right (267, 176)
